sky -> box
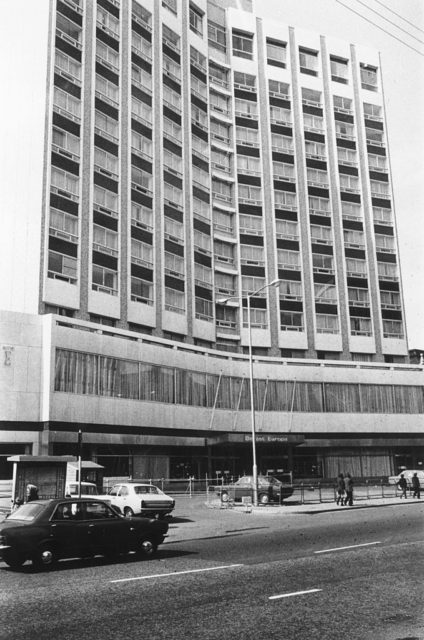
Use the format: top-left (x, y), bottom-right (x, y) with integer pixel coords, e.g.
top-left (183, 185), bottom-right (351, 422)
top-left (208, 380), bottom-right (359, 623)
top-left (251, 0), bottom-right (424, 347)
top-left (1, 0), bottom-right (423, 347)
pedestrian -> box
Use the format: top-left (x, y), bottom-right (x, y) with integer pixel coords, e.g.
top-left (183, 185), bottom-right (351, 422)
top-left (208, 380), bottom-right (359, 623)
top-left (26, 484), bottom-right (39, 502)
top-left (336, 473), bottom-right (345, 505)
top-left (411, 472), bottom-right (421, 499)
top-left (344, 473), bottom-right (354, 506)
top-left (397, 473), bottom-right (408, 499)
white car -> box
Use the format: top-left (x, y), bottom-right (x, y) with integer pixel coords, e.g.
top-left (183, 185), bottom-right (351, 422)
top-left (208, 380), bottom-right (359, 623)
top-left (65, 482), bottom-right (112, 504)
top-left (388, 469), bottom-right (424, 489)
top-left (107, 482), bottom-right (175, 519)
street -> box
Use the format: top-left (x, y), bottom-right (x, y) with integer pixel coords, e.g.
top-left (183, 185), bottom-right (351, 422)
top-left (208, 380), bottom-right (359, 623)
top-left (1, 500), bottom-right (423, 640)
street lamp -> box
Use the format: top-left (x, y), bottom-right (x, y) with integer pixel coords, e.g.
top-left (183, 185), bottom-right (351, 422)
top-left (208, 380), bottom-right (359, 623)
top-left (217, 278), bottom-right (281, 506)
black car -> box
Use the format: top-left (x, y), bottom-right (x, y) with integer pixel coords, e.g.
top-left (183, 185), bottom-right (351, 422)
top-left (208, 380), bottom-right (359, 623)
top-left (0, 498), bottom-right (168, 570)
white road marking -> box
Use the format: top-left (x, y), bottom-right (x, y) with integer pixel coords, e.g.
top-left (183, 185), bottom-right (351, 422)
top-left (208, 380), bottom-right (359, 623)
top-left (314, 541), bottom-right (381, 554)
top-left (269, 588), bottom-right (322, 601)
top-left (110, 564), bottom-right (243, 583)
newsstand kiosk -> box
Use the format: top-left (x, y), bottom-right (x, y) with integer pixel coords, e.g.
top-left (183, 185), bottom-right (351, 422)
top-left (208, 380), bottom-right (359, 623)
top-left (7, 455), bottom-right (76, 507)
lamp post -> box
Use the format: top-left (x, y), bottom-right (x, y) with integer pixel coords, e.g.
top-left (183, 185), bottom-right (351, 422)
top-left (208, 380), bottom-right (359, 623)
top-left (217, 278), bottom-right (281, 506)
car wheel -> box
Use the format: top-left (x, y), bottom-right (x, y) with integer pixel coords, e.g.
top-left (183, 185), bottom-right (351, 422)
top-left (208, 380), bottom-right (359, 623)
top-left (259, 493), bottom-right (269, 505)
top-left (124, 507), bottom-right (135, 518)
top-left (32, 544), bottom-right (57, 570)
top-left (138, 538), bottom-right (157, 558)
top-left (3, 550), bottom-right (25, 570)
top-left (221, 491), bottom-right (229, 502)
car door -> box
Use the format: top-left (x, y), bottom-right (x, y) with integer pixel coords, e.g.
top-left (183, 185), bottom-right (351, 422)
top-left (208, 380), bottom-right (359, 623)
top-left (83, 501), bottom-right (133, 554)
top-left (50, 502), bottom-right (92, 558)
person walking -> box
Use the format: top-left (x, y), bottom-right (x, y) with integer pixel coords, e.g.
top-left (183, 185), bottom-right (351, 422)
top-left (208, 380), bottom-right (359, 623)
top-left (344, 473), bottom-right (354, 506)
top-left (411, 472), bottom-right (421, 499)
top-left (336, 473), bottom-right (345, 505)
top-left (397, 473), bottom-right (408, 499)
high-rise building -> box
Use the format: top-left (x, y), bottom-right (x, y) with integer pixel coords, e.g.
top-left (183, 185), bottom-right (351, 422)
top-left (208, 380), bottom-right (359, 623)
top-left (1, 0), bottom-right (422, 481)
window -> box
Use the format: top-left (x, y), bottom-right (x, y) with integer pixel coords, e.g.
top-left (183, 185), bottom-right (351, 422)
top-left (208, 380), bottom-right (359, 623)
top-left (192, 166), bottom-right (210, 189)
top-left (275, 219), bottom-right (298, 239)
top-left (238, 155), bottom-right (260, 176)
top-left (193, 197), bottom-right (211, 221)
top-left (51, 167), bottom-right (79, 197)
top-left (307, 168), bottom-right (328, 187)
top-left (274, 190), bottom-right (297, 210)
top-left (131, 238), bottom-right (153, 266)
top-left (363, 103), bottom-right (382, 120)
top-left (281, 311), bottom-right (303, 331)
top-left (133, 3), bottom-right (152, 27)
top-left (212, 149), bottom-right (231, 173)
top-left (94, 147), bottom-right (118, 177)
top-left (270, 106), bottom-right (291, 125)
top-left (305, 140), bottom-right (326, 160)
top-left (311, 224), bottom-right (332, 244)
top-left (380, 290), bottom-right (400, 309)
top-left (243, 307), bottom-right (267, 329)
top-left (194, 263), bottom-right (212, 288)
top-left (49, 208), bottom-right (78, 242)
top-left (268, 79), bottom-right (290, 98)
top-left (239, 213), bottom-right (263, 234)
top-left (163, 117), bottom-right (182, 143)
top-left (232, 30), bottom-right (253, 60)
top-left (132, 32), bottom-right (152, 60)
top-left (368, 153), bottom-right (387, 171)
top-left (95, 110), bottom-right (118, 140)
top-left (316, 314), bottom-right (339, 334)
top-left (238, 185), bottom-right (262, 204)
top-left (132, 64), bottom-right (152, 92)
top-left (56, 13), bottom-right (82, 45)
top-left (335, 121), bottom-right (355, 140)
top-left (342, 202), bottom-right (362, 220)
top-left (330, 56), bottom-right (348, 83)
top-left (241, 275), bottom-right (266, 297)
top-left (350, 317), bottom-right (372, 336)
top-left (213, 209), bottom-right (233, 234)
top-left (271, 133), bottom-right (293, 153)
top-left (53, 87), bottom-right (81, 120)
top-left (280, 280), bottom-right (302, 300)
top-left (132, 97), bottom-right (152, 124)
top-left (97, 7), bottom-right (119, 37)
top-left (48, 251), bottom-right (78, 283)
top-left (338, 147), bottom-right (357, 166)
top-left (309, 196), bottom-right (330, 215)
top-left (208, 20), bottom-right (226, 52)
top-left (315, 283), bottom-right (337, 303)
top-left (366, 128), bottom-right (384, 146)
top-left (370, 180), bottom-right (390, 197)
top-left (266, 38), bottom-right (286, 67)
top-left (236, 126), bottom-right (259, 147)
top-left (339, 174), bottom-right (360, 193)
top-left (210, 91), bottom-right (230, 116)
top-left (312, 253), bottom-right (334, 273)
top-left (348, 287), bottom-right (370, 306)
top-left (55, 50), bottom-right (81, 81)
top-left (189, 4), bottom-right (203, 36)
top-left (212, 179), bottom-right (232, 203)
top-left (165, 251), bottom-right (185, 275)
top-left (93, 185), bottom-right (118, 214)
top-left (233, 71), bottom-right (256, 90)
top-left (277, 249), bottom-right (300, 269)
top-left (165, 288), bottom-right (185, 314)
top-left (302, 87), bottom-right (321, 107)
top-left (344, 229), bottom-right (365, 248)
top-left (240, 244), bottom-right (264, 265)
top-left (192, 134), bottom-right (209, 159)
top-left (299, 48), bottom-right (318, 76)
top-left (382, 320), bottom-right (404, 338)
top-left (215, 272), bottom-right (236, 297)
top-left (93, 224), bottom-right (118, 255)
top-left (303, 113), bottom-right (324, 132)
top-left (92, 264), bottom-right (118, 295)
top-left (131, 131), bottom-right (152, 157)
top-left (195, 297), bottom-right (214, 321)
top-left (52, 127), bottom-right (80, 157)
top-left (191, 104), bottom-right (208, 130)
top-left (194, 230), bottom-right (212, 254)
top-left (131, 203), bottom-right (153, 230)
top-left (346, 257), bottom-right (367, 276)
top-left (164, 183), bottom-right (183, 208)
top-left (162, 25), bottom-right (180, 51)
top-left (131, 166), bottom-right (153, 193)
top-left (375, 234), bottom-right (395, 253)
top-left (372, 206), bottom-right (391, 224)
top-left (211, 121), bottom-right (231, 144)
top-left (164, 149), bottom-right (182, 175)
top-left (162, 0), bottom-right (177, 15)
top-left (96, 74), bottom-right (119, 104)
top-left (214, 239), bottom-right (235, 264)
top-left (235, 98), bottom-right (258, 118)
top-left (333, 95), bottom-right (352, 113)
top-left (191, 75), bottom-right (207, 100)
top-left (360, 64), bottom-right (378, 91)
top-left (209, 63), bottom-right (229, 88)
top-left (273, 162), bottom-right (295, 181)
top-left (131, 277), bottom-right (153, 305)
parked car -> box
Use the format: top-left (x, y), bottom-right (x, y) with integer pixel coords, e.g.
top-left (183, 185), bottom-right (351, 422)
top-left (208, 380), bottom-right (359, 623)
top-left (65, 481), bottom-right (110, 502)
top-left (213, 475), bottom-right (294, 505)
top-left (388, 469), bottom-right (424, 490)
top-left (0, 498), bottom-right (168, 571)
top-left (107, 482), bottom-right (175, 518)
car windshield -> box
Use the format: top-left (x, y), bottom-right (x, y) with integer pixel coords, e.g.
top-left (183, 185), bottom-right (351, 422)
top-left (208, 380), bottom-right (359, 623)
top-left (7, 503), bottom-right (45, 521)
top-left (133, 485), bottom-right (161, 495)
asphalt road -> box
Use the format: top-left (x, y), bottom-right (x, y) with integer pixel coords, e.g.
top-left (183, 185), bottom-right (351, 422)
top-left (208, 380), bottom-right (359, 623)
top-left (1, 502), bottom-right (423, 640)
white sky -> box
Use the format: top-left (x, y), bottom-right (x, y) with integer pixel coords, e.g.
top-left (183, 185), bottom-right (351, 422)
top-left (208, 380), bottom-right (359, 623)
top-left (252, 0), bottom-right (424, 348)
top-left (1, 0), bottom-right (423, 347)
